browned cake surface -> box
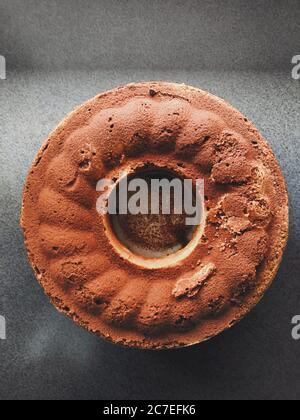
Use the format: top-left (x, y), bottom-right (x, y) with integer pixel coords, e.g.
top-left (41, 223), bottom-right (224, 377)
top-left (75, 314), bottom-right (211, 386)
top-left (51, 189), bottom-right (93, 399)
top-left (20, 82), bottom-right (289, 349)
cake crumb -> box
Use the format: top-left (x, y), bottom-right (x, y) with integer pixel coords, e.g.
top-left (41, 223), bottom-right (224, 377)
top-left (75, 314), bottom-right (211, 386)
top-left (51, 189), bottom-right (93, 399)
top-left (172, 263), bottom-right (216, 299)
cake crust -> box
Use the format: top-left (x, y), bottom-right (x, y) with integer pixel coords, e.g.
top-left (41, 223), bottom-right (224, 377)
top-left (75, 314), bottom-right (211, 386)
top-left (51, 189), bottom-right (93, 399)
top-left (21, 82), bottom-right (289, 349)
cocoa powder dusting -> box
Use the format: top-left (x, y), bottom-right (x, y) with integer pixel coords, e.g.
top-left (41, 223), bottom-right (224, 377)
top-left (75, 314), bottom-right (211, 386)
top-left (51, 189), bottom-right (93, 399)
top-left (20, 82), bottom-right (289, 349)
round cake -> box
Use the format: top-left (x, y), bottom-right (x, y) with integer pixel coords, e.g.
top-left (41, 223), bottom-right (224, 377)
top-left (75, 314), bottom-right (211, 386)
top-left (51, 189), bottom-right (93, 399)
top-left (21, 82), bottom-right (289, 349)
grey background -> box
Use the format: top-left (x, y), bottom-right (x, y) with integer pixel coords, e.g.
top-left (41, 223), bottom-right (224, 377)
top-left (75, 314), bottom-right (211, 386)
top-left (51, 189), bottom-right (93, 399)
top-left (0, 0), bottom-right (299, 400)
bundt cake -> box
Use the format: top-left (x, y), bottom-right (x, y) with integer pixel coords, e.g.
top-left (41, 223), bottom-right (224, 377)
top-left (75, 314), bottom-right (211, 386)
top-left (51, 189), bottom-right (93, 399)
top-left (21, 82), bottom-right (289, 349)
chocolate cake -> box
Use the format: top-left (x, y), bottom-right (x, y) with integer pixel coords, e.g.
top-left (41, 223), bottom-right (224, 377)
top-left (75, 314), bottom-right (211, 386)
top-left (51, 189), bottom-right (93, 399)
top-left (21, 82), bottom-right (289, 349)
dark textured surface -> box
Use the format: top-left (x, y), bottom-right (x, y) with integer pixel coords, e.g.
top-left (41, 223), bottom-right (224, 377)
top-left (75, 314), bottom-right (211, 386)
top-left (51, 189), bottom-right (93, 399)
top-left (1, 0), bottom-right (300, 72)
top-left (0, 0), bottom-right (300, 401)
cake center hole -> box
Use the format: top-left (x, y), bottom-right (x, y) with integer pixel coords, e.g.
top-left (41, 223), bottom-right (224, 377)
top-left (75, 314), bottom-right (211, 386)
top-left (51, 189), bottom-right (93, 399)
top-left (108, 167), bottom-right (201, 259)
